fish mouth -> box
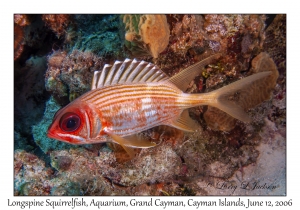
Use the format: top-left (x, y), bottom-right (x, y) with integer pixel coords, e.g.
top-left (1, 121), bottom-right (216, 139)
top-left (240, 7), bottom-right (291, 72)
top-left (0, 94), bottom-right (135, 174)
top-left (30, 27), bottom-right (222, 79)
top-left (47, 131), bottom-right (71, 144)
top-left (47, 129), bottom-right (64, 141)
top-left (47, 130), bottom-right (85, 144)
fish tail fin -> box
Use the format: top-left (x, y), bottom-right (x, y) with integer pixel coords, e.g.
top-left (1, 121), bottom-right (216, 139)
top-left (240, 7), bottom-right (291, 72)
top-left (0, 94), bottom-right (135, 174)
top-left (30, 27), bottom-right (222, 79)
top-left (201, 71), bottom-right (272, 123)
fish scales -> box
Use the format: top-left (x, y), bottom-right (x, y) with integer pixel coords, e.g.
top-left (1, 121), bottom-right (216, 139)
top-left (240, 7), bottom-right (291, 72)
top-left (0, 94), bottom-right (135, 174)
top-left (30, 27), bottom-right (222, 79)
top-left (80, 83), bottom-right (194, 136)
top-left (82, 84), bottom-right (179, 103)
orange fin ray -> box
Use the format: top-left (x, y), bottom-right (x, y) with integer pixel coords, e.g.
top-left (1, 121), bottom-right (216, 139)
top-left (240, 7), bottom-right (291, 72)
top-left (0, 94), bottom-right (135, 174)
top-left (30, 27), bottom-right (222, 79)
top-left (105, 130), bottom-right (156, 158)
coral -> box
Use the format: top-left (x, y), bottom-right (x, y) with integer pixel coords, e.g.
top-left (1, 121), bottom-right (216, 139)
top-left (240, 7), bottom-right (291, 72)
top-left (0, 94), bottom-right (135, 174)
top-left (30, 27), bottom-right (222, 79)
top-left (263, 15), bottom-right (286, 74)
top-left (45, 49), bottom-right (105, 101)
top-left (122, 14), bottom-right (170, 58)
top-left (14, 150), bottom-right (53, 195)
top-left (48, 148), bottom-right (129, 195)
top-left (14, 24), bottom-right (25, 60)
top-left (14, 149), bottom-right (128, 196)
top-left (74, 31), bottom-right (121, 57)
top-left (32, 96), bottom-right (78, 153)
top-left (71, 15), bottom-right (125, 57)
top-left (42, 14), bottom-right (71, 37)
top-left (169, 14), bottom-right (205, 55)
top-left (103, 145), bottom-right (181, 186)
top-left (14, 14), bottom-right (30, 26)
top-left (157, 14), bottom-right (266, 81)
top-left (203, 14), bottom-right (265, 55)
top-left (14, 15), bottom-right (62, 61)
top-left (44, 50), bottom-right (68, 98)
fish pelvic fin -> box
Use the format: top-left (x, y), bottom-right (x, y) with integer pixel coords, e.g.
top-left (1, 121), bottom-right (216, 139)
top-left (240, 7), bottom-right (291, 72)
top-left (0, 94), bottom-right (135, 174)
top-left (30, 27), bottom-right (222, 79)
top-left (104, 129), bottom-right (156, 158)
top-left (200, 71), bottom-right (272, 123)
top-left (168, 53), bottom-right (221, 91)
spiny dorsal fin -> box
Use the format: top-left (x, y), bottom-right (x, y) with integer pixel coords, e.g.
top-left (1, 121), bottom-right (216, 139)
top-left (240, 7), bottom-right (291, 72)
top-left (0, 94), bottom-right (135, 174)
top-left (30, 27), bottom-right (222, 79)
top-left (91, 58), bottom-right (169, 89)
top-left (168, 53), bottom-right (221, 91)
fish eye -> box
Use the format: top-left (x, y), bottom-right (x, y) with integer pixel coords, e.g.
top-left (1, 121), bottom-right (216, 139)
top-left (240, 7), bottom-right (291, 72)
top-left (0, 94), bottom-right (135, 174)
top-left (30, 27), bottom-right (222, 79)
top-left (59, 112), bottom-right (81, 132)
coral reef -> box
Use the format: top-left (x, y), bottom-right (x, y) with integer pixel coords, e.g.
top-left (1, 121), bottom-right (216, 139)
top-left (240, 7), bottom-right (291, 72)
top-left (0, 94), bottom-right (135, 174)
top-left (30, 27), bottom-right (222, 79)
top-left (45, 49), bottom-right (105, 102)
top-left (169, 14), bottom-right (205, 55)
top-left (14, 14), bottom-right (286, 196)
top-left (264, 15), bottom-right (286, 67)
top-left (74, 31), bottom-right (121, 57)
top-left (14, 15), bottom-right (62, 62)
top-left (14, 14), bottom-right (31, 27)
top-left (14, 149), bottom-right (127, 196)
top-left (122, 14), bottom-right (170, 58)
top-left (42, 15), bottom-right (71, 38)
top-left (14, 150), bottom-right (53, 195)
top-left (14, 14), bottom-right (31, 60)
top-left (71, 15), bottom-right (125, 58)
top-left (156, 14), bottom-right (266, 79)
top-left (14, 24), bottom-right (25, 60)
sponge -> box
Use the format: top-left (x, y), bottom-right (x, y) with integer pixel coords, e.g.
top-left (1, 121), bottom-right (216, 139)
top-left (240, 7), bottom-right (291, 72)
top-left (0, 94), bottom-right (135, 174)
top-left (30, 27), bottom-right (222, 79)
top-left (123, 15), bottom-right (170, 58)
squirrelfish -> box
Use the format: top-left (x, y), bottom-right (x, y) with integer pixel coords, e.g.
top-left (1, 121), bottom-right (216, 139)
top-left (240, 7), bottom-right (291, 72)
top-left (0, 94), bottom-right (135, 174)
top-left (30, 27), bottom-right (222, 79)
top-left (47, 54), bottom-right (271, 157)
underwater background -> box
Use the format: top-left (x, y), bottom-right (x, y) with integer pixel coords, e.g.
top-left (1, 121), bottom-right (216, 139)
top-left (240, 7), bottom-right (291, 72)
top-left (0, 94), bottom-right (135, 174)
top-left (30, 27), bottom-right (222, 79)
top-left (14, 14), bottom-right (286, 195)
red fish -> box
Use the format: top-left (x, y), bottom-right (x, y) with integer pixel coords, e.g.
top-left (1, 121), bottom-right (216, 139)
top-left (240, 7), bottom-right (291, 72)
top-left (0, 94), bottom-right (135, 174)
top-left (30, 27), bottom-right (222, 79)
top-left (47, 54), bottom-right (271, 157)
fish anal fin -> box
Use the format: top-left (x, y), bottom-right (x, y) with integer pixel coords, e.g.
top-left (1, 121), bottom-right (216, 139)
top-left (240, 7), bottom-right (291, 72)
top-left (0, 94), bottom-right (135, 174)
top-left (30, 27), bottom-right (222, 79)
top-left (167, 110), bottom-right (199, 132)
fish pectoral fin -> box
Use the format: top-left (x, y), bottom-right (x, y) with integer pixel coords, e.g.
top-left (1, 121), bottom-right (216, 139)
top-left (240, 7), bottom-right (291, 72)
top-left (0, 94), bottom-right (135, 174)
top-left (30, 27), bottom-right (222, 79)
top-left (105, 131), bottom-right (156, 158)
top-left (167, 110), bottom-right (199, 132)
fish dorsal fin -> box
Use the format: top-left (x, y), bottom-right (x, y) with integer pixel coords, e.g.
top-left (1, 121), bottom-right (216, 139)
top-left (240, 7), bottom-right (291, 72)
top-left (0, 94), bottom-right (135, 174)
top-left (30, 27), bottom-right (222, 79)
top-left (167, 110), bottom-right (199, 132)
top-left (91, 59), bottom-right (169, 89)
top-left (168, 53), bottom-right (221, 91)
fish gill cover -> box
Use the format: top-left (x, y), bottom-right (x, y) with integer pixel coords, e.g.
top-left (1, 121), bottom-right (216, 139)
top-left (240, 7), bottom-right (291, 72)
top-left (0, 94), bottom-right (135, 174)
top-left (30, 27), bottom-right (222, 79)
top-left (14, 14), bottom-right (286, 196)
